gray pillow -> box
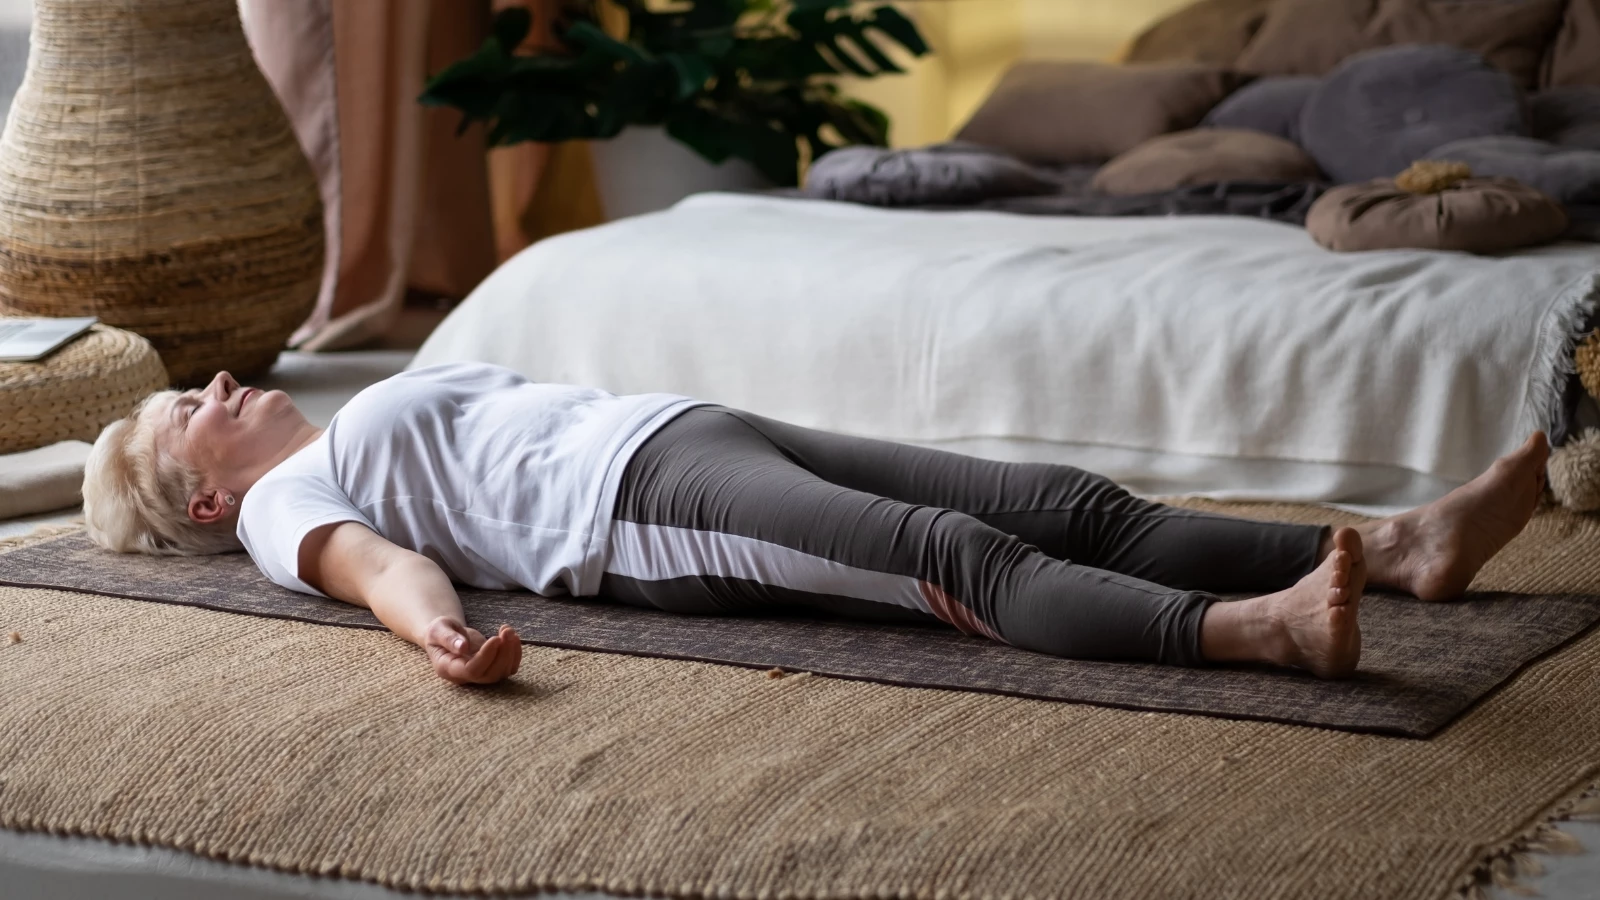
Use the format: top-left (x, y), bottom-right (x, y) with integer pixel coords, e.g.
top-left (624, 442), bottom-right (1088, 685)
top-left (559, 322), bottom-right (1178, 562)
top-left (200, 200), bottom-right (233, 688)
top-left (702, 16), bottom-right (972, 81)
top-left (804, 143), bottom-right (1058, 207)
top-left (1530, 86), bottom-right (1600, 151)
top-left (1202, 76), bottom-right (1320, 143)
top-left (1427, 136), bottom-right (1600, 206)
top-left (1299, 44), bottom-right (1526, 184)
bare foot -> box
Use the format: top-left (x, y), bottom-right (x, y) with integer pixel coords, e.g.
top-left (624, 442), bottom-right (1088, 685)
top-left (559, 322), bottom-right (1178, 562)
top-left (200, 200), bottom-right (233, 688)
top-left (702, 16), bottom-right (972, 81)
top-left (1358, 432), bottom-right (1549, 601)
top-left (1266, 526), bottom-right (1365, 678)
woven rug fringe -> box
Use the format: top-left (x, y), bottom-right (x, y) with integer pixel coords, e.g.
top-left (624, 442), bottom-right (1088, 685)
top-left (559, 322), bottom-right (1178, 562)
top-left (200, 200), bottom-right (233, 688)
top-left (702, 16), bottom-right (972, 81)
top-left (1453, 779), bottom-right (1600, 899)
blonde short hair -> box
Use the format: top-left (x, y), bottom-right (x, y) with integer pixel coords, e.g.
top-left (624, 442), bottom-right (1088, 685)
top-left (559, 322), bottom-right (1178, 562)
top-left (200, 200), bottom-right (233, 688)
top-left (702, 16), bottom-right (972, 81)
top-left (82, 390), bottom-right (243, 556)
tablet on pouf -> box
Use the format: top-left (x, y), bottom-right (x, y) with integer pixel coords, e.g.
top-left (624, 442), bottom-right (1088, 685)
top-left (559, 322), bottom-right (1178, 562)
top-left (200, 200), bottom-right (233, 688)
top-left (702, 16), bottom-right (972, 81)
top-left (0, 317), bottom-right (98, 363)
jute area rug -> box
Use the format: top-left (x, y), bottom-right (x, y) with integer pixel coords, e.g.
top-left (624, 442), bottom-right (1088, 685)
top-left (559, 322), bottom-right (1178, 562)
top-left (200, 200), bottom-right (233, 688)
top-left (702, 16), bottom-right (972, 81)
top-left (0, 500), bottom-right (1597, 899)
top-left (4, 500), bottom-right (1599, 738)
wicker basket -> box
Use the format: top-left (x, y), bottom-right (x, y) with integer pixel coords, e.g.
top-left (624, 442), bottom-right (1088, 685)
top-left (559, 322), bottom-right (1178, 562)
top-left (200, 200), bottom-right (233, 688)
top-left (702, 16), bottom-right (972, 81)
top-left (0, 324), bottom-right (169, 455)
top-left (0, 0), bottom-right (324, 387)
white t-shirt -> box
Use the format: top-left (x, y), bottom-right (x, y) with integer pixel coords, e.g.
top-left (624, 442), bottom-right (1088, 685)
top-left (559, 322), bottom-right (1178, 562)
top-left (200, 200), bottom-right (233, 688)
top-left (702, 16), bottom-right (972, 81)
top-left (236, 362), bottom-right (703, 598)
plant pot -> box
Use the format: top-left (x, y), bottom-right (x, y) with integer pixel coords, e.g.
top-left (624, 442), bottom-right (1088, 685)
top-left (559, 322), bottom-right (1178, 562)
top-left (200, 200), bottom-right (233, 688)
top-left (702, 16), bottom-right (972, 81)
top-left (587, 126), bottom-right (773, 220)
top-left (0, 0), bottom-right (324, 387)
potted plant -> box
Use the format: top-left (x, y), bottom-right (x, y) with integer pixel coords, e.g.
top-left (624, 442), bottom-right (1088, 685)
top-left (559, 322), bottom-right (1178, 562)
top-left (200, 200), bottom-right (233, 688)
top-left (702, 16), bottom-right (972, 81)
top-left (419, 0), bottom-right (929, 218)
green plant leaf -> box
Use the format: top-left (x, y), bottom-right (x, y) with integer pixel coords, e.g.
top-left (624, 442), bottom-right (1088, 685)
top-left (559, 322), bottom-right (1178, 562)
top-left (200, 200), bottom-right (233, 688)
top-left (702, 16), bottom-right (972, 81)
top-left (662, 52), bottom-right (716, 100)
top-left (682, 0), bottom-right (743, 30)
top-left (823, 96), bottom-right (890, 146)
top-left (867, 5), bottom-right (929, 56)
top-left (564, 20), bottom-right (650, 64)
top-left (820, 34), bottom-right (873, 76)
top-left (420, 0), bottom-right (930, 174)
top-left (666, 111), bottom-right (737, 165)
top-left (490, 6), bottom-right (533, 53)
top-left (420, 44), bottom-right (514, 117)
top-left (837, 25), bottom-right (900, 74)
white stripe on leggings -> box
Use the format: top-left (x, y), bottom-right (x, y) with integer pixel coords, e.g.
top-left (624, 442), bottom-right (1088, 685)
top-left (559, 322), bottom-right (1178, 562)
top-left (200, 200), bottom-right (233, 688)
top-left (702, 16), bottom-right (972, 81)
top-left (603, 520), bottom-right (933, 615)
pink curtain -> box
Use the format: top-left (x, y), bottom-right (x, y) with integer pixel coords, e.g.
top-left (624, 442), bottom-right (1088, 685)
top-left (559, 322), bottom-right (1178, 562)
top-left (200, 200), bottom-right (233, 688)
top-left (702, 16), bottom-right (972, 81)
top-left (241, 0), bottom-right (605, 351)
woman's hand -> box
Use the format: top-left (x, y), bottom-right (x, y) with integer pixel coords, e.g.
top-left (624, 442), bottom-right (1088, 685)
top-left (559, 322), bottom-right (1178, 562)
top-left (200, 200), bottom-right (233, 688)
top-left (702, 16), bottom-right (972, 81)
top-left (424, 618), bottom-right (523, 685)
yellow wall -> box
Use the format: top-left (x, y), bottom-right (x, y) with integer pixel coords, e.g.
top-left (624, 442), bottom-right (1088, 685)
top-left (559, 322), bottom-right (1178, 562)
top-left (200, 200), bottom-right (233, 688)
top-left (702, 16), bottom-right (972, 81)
top-left (845, 0), bottom-right (1196, 147)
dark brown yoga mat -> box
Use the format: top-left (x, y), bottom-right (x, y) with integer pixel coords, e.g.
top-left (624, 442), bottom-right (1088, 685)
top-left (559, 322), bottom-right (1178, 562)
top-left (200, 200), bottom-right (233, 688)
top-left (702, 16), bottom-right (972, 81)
top-left (4, 499), bottom-right (1599, 739)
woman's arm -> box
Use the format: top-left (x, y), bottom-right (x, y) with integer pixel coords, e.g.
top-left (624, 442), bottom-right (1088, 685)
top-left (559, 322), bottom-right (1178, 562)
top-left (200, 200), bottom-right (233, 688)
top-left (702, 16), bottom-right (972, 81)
top-left (296, 521), bottom-right (522, 685)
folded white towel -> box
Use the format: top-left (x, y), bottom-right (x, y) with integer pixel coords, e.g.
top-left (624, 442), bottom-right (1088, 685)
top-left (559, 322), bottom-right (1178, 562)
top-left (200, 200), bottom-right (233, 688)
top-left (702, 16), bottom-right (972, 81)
top-left (0, 440), bottom-right (92, 520)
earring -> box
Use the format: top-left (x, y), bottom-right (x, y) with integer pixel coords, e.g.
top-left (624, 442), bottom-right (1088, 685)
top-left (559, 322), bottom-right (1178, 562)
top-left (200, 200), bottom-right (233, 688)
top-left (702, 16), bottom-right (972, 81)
top-left (224, 494), bottom-right (236, 506)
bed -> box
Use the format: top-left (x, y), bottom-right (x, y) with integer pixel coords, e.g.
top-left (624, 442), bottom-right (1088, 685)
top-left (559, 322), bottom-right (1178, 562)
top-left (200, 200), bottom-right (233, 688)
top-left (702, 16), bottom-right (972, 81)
top-left (411, 0), bottom-right (1600, 517)
top-left (411, 192), bottom-right (1600, 515)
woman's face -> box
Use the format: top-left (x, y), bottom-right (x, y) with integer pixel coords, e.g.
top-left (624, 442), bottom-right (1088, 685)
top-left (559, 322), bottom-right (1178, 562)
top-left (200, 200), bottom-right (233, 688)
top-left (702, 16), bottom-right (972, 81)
top-left (150, 370), bottom-right (310, 494)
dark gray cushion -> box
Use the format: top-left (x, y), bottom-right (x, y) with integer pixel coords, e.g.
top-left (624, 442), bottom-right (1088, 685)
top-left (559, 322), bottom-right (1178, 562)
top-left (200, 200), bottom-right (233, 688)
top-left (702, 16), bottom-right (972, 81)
top-left (1530, 86), bottom-right (1600, 152)
top-left (1428, 136), bottom-right (1600, 206)
top-left (803, 143), bottom-right (1058, 207)
top-left (1202, 75), bottom-right (1320, 143)
top-left (1299, 44), bottom-right (1526, 184)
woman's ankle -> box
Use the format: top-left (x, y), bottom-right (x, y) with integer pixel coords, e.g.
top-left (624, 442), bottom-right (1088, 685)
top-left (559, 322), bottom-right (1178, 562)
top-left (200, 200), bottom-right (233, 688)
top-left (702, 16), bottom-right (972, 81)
top-left (1199, 596), bottom-right (1285, 667)
top-left (1319, 518), bottom-right (1407, 592)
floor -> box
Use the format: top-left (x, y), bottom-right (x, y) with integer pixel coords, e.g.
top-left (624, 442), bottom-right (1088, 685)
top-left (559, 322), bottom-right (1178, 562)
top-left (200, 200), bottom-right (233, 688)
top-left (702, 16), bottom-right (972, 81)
top-left (5, 347), bottom-right (1597, 900)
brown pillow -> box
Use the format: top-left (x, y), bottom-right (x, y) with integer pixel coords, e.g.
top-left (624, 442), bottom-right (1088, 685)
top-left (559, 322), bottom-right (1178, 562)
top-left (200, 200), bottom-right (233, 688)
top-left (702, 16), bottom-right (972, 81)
top-left (955, 61), bottom-right (1251, 165)
top-left (1306, 175), bottom-right (1568, 253)
top-left (1235, 0), bottom-right (1568, 90)
top-left (1092, 128), bottom-right (1323, 196)
top-left (1123, 0), bottom-right (1279, 67)
top-left (1544, 0), bottom-right (1600, 87)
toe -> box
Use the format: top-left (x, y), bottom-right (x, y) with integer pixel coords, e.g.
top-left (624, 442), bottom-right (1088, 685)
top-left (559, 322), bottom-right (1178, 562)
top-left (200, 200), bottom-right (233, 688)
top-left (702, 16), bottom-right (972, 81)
top-left (1514, 431), bottom-right (1551, 468)
top-left (1333, 526), bottom-right (1363, 564)
top-left (1330, 548), bottom-right (1350, 580)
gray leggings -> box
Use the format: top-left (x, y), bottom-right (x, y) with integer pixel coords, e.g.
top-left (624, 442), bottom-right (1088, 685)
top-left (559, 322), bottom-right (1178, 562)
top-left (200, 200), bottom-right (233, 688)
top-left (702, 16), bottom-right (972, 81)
top-left (601, 407), bottom-right (1329, 667)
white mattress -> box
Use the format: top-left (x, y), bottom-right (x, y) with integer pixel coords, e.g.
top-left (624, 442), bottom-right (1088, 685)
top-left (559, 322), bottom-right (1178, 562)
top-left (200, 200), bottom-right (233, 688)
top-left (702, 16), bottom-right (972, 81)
top-left (413, 194), bottom-right (1600, 514)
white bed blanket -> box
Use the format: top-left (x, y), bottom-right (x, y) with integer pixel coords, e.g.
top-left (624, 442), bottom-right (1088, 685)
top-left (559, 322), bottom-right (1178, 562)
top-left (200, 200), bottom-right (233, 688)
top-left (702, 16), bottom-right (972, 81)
top-left (413, 193), bottom-right (1600, 509)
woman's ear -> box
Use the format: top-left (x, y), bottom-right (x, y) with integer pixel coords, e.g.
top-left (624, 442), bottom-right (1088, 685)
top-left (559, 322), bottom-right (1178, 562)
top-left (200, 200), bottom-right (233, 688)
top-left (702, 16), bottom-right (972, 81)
top-left (187, 487), bottom-right (234, 525)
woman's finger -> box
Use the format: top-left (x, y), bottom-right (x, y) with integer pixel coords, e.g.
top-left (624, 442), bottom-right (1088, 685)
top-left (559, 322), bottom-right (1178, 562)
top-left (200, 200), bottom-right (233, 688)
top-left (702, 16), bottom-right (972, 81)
top-left (489, 633), bottom-right (518, 682)
top-left (505, 628), bottom-right (522, 676)
top-left (433, 652), bottom-right (470, 685)
top-left (463, 635), bottom-right (501, 681)
top-left (484, 638), bottom-right (514, 683)
top-left (426, 618), bottom-right (470, 656)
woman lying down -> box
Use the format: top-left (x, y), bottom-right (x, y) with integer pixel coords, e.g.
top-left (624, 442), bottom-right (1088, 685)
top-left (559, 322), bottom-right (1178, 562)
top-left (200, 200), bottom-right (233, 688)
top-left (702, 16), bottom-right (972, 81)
top-left (82, 362), bottom-right (1549, 686)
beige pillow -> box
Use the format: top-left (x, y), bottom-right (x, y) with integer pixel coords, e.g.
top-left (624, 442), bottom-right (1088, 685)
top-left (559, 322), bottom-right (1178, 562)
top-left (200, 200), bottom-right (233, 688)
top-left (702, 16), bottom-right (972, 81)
top-left (1092, 128), bottom-right (1323, 196)
top-left (955, 61), bottom-right (1251, 165)
top-left (1235, 0), bottom-right (1568, 90)
top-left (1544, 0), bottom-right (1600, 87)
top-left (1306, 175), bottom-right (1568, 253)
top-left (1123, 0), bottom-right (1278, 67)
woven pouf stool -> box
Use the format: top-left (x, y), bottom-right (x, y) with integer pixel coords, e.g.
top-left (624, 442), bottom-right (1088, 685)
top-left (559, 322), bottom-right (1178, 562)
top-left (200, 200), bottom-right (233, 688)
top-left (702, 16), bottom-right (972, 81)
top-left (0, 325), bottom-right (168, 455)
